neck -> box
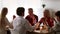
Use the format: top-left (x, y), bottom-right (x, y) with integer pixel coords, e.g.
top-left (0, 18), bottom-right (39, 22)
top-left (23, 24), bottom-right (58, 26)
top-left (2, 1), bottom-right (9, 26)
top-left (30, 14), bottom-right (34, 16)
top-left (19, 16), bottom-right (23, 17)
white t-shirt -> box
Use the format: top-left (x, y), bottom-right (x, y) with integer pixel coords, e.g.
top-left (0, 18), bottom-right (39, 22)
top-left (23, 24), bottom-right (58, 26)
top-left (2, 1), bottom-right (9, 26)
top-left (12, 16), bottom-right (35, 34)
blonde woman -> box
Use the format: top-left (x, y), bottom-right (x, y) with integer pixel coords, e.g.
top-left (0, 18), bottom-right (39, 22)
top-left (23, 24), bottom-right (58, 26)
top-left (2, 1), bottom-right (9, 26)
top-left (0, 7), bottom-right (13, 34)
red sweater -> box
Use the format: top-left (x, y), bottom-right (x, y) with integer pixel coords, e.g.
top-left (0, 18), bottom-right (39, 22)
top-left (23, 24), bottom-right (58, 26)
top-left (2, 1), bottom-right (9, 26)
top-left (39, 17), bottom-right (54, 27)
top-left (25, 15), bottom-right (38, 26)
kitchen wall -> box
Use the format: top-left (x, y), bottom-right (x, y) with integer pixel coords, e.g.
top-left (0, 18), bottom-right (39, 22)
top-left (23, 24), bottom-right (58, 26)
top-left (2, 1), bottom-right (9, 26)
top-left (0, 0), bottom-right (60, 22)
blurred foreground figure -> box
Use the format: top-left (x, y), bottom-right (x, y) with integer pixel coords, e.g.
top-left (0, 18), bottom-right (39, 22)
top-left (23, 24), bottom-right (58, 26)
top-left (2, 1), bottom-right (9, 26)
top-left (0, 7), bottom-right (12, 34)
top-left (53, 11), bottom-right (60, 34)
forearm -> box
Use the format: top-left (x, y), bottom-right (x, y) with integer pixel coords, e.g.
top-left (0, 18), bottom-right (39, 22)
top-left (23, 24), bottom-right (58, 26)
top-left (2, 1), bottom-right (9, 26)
top-left (9, 24), bottom-right (13, 29)
top-left (33, 22), bottom-right (40, 30)
top-left (6, 23), bottom-right (13, 29)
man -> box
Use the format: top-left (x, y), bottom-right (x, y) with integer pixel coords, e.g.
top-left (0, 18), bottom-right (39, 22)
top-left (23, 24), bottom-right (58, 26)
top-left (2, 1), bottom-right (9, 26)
top-left (55, 11), bottom-right (60, 23)
top-left (53, 11), bottom-right (60, 34)
top-left (25, 8), bottom-right (38, 26)
top-left (12, 7), bottom-right (39, 34)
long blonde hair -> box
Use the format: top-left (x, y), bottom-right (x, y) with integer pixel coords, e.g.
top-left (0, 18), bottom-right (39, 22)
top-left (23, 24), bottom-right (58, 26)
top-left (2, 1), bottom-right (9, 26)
top-left (0, 7), bottom-right (8, 28)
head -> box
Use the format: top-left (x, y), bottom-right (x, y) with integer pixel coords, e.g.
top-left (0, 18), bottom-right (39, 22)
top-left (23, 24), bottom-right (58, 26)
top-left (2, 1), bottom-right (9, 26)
top-left (1, 7), bottom-right (8, 17)
top-left (43, 9), bottom-right (50, 18)
top-left (28, 8), bottom-right (33, 15)
top-left (16, 7), bottom-right (25, 17)
top-left (55, 11), bottom-right (60, 21)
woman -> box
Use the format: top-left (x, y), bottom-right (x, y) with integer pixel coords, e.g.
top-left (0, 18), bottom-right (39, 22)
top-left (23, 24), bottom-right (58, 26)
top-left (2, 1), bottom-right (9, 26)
top-left (0, 7), bottom-right (13, 34)
top-left (39, 9), bottom-right (54, 28)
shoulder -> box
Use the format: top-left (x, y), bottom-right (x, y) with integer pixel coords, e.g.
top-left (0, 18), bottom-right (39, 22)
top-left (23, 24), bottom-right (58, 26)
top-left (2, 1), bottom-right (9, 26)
top-left (23, 19), bottom-right (29, 22)
top-left (23, 18), bottom-right (29, 24)
top-left (41, 17), bottom-right (45, 19)
top-left (25, 15), bottom-right (30, 18)
top-left (39, 17), bottom-right (45, 21)
top-left (13, 17), bottom-right (21, 22)
top-left (25, 15), bottom-right (30, 19)
top-left (34, 14), bottom-right (38, 17)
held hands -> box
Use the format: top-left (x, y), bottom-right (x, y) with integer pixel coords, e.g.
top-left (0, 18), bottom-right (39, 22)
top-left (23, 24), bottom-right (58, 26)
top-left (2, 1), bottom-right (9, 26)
top-left (34, 22), bottom-right (40, 30)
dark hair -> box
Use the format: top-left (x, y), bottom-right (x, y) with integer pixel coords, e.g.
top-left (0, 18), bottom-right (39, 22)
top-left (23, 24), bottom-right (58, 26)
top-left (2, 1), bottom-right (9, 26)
top-left (28, 8), bottom-right (33, 11)
top-left (16, 7), bottom-right (25, 16)
top-left (55, 11), bottom-right (60, 17)
top-left (28, 8), bottom-right (33, 10)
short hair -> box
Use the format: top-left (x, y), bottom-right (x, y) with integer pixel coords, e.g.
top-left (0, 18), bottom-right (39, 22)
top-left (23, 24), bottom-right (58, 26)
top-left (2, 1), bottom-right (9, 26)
top-left (55, 11), bottom-right (60, 17)
top-left (16, 7), bottom-right (25, 16)
top-left (28, 8), bottom-right (33, 12)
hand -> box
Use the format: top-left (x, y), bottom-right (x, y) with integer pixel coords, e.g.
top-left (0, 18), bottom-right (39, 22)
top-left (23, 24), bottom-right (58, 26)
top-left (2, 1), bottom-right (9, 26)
top-left (5, 25), bottom-right (9, 30)
top-left (35, 22), bottom-right (40, 29)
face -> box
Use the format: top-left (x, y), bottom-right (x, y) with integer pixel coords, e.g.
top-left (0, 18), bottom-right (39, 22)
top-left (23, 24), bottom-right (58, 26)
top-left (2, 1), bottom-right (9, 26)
top-left (44, 10), bottom-right (50, 18)
top-left (28, 9), bottom-right (33, 15)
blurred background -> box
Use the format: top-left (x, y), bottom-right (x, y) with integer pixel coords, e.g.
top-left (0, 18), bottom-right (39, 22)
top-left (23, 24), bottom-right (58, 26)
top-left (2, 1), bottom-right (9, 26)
top-left (0, 0), bottom-right (60, 22)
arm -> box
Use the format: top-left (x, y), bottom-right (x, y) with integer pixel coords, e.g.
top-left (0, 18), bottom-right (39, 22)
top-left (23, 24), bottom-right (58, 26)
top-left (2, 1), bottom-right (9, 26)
top-left (35, 15), bottom-right (38, 22)
top-left (6, 18), bottom-right (13, 29)
top-left (34, 15), bottom-right (38, 22)
top-left (39, 18), bottom-right (43, 24)
top-left (24, 20), bottom-right (39, 32)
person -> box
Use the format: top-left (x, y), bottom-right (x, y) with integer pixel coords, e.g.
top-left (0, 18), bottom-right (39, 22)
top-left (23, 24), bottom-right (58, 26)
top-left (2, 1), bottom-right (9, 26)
top-left (39, 9), bottom-right (54, 28)
top-left (0, 7), bottom-right (13, 34)
top-left (12, 7), bottom-right (39, 34)
top-left (25, 8), bottom-right (38, 26)
top-left (53, 11), bottom-right (60, 34)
